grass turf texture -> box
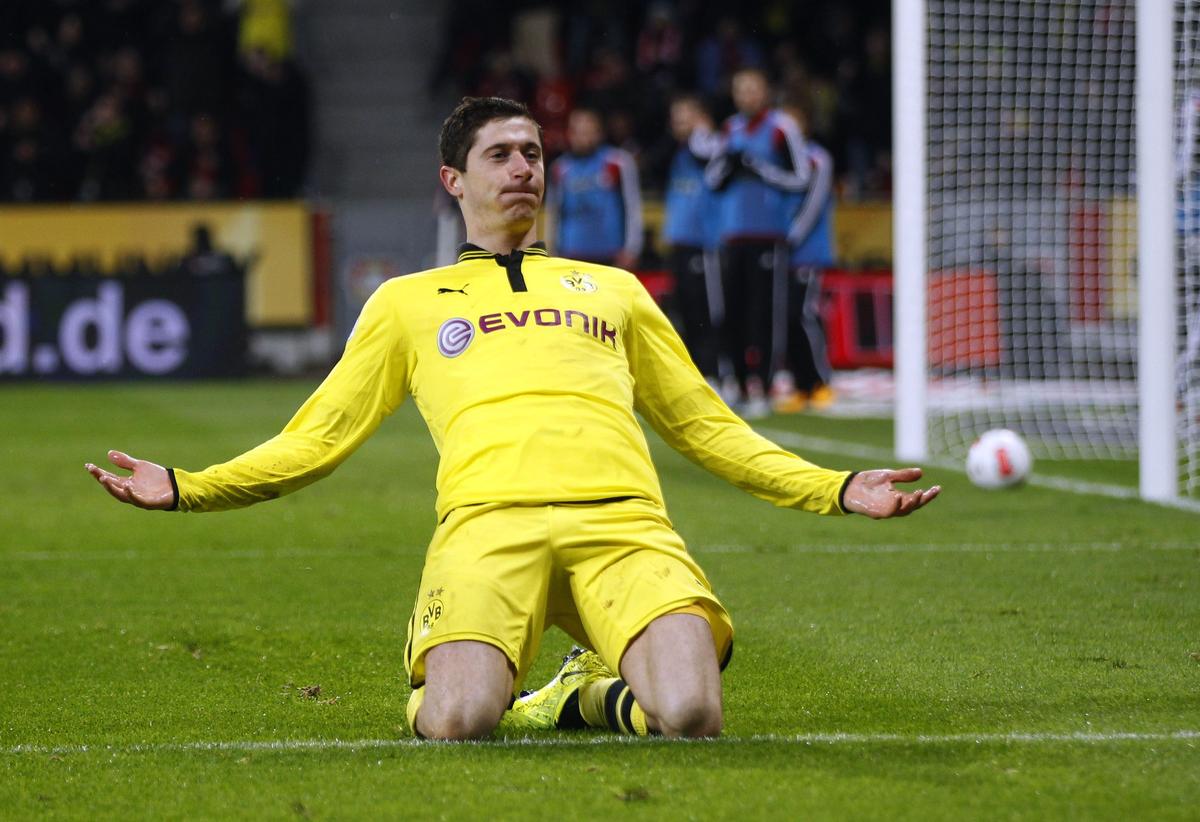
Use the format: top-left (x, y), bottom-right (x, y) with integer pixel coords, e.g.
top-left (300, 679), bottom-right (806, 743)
top-left (2, 380), bottom-right (1197, 819)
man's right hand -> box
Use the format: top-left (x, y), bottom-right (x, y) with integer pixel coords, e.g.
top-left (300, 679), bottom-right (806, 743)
top-left (85, 450), bottom-right (175, 510)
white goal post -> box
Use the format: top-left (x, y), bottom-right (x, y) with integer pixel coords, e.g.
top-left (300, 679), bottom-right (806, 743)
top-left (894, 0), bottom-right (1192, 504)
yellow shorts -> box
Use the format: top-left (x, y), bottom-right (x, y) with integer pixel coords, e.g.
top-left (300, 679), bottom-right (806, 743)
top-left (403, 497), bottom-right (733, 692)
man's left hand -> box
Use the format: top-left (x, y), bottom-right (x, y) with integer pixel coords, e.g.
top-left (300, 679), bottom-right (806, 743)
top-left (842, 468), bottom-right (941, 519)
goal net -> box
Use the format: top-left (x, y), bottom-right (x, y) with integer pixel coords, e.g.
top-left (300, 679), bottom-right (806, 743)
top-left (924, 0), bottom-right (1138, 460)
top-left (905, 0), bottom-right (1200, 500)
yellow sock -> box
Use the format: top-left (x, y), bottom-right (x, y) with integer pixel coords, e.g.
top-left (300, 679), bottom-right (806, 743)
top-left (578, 677), bottom-right (619, 728)
top-left (578, 678), bottom-right (652, 736)
top-left (406, 687), bottom-right (425, 737)
top-left (629, 701), bottom-right (649, 735)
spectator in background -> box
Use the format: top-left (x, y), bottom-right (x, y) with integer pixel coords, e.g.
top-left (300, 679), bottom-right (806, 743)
top-left (775, 132), bottom-right (837, 413)
top-left (75, 89), bottom-right (140, 200)
top-left (175, 111), bottom-right (235, 200)
top-left (0, 45), bottom-right (38, 108)
top-left (236, 46), bottom-right (310, 197)
top-left (60, 60), bottom-right (98, 131)
top-left (547, 106), bottom-right (643, 269)
top-left (635, 3), bottom-right (684, 93)
top-left (163, 0), bottom-right (232, 137)
top-left (235, 0), bottom-right (294, 62)
top-left (140, 129), bottom-right (176, 199)
top-left (2, 95), bottom-right (64, 201)
top-left (662, 93), bottom-right (722, 384)
top-left (704, 67), bottom-right (809, 419)
top-left (46, 12), bottom-right (92, 75)
top-left (179, 223), bottom-right (239, 278)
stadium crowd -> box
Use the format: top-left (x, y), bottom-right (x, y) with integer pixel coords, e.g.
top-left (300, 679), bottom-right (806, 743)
top-left (430, 0), bottom-right (891, 198)
top-left (0, 0), bottom-right (310, 203)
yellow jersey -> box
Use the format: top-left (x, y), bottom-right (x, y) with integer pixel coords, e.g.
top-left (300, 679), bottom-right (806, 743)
top-left (171, 243), bottom-right (852, 519)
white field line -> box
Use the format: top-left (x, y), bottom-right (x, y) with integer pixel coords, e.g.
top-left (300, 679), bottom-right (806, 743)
top-left (6, 730), bottom-right (1199, 757)
top-left (3, 547), bottom-right (424, 562)
top-left (694, 541), bottom-right (1199, 554)
top-left (757, 427), bottom-right (1200, 514)
top-left (6, 540), bottom-right (1197, 563)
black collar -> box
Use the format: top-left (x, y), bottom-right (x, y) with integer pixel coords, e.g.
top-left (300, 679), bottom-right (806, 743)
top-left (456, 241), bottom-right (548, 263)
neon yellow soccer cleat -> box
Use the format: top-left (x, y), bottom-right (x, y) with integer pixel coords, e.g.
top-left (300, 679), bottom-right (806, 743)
top-left (502, 647), bottom-right (613, 731)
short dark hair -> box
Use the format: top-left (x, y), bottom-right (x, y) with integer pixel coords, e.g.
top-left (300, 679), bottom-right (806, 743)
top-left (732, 65), bottom-right (772, 85)
top-left (438, 97), bottom-right (543, 171)
top-left (670, 92), bottom-right (709, 113)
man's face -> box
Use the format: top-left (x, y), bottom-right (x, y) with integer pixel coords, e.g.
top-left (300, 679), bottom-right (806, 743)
top-left (567, 110), bottom-right (603, 155)
top-left (444, 116), bottom-right (544, 235)
top-left (670, 100), bottom-right (699, 141)
top-left (732, 72), bottom-right (770, 116)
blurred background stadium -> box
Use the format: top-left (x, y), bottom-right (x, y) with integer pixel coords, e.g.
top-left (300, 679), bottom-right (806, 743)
top-left (0, 0), bottom-right (890, 361)
top-left (0, 0), bottom-right (1197, 505)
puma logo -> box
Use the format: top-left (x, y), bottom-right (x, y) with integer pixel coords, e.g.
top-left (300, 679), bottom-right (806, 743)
top-left (437, 285), bottom-right (469, 295)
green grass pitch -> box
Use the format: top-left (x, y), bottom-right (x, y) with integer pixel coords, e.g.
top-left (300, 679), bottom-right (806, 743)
top-left (2, 380), bottom-right (1198, 819)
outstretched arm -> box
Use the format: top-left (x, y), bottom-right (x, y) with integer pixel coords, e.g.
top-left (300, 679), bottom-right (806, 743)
top-left (629, 281), bottom-right (941, 517)
top-left (841, 467), bottom-right (941, 518)
top-left (86, 450), bottom-right (175, 510)
top-left (85, 282), bottom-right (411, 513)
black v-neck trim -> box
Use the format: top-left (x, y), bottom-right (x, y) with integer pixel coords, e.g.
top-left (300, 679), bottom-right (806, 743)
top-left (456, 241), bottom-right (548, 263)
top-left (456, 243), bottom-right (546, 292)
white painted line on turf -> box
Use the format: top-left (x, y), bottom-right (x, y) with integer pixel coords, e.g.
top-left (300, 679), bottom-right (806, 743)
top-left (5, 540), bottom-right (1196, 563)
top-left (757, 427), bottom-right (1200, 514)
top-left (693, 541), bottom-right (1199, 555)
top-left (6, 730), bottom-right (1199, 756)
top-left (3, 547), bottom-right (422, 562)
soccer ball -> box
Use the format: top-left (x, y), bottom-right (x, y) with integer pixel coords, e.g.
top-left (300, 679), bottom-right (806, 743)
top-left (966, 429), bottom-right (1033, 489)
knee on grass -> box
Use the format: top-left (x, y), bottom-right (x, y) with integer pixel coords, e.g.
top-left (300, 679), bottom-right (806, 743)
top-left (417, 694), bottom-right (506, 741)
top-left (650, 690), bottom-right (723, 738)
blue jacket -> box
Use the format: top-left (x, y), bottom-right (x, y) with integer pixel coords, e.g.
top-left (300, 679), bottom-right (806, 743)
top-left (548, 146), bottom-right (643, 261)
top-left (786, 142), bottom-right (835, 267)
top-left (663, 132), bottom-right (720, 248)
top-left (705, 109), bottom-right (809, 242)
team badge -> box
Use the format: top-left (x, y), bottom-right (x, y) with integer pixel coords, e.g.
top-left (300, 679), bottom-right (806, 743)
top-left (420, 599), bottom-right (444, 635)
top-left (561, 271), bottom-right (598, 293)
top-left (437, 317), bottom-right (474, 357)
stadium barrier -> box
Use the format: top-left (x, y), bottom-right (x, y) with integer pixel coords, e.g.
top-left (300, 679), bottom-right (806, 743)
top-left (0, 201), bottom-right (336, 379)
top-left (0, 202), bottom-right (315, 327)
top-left (0, 274), bottom-right (245, 380)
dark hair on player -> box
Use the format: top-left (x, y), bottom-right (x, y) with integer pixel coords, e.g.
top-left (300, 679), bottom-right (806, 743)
top-left (438, 97), bottom-right (543, 171)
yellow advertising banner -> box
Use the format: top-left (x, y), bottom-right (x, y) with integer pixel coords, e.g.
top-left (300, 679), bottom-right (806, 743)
top-left (0, 202), bottom-right (311, 326)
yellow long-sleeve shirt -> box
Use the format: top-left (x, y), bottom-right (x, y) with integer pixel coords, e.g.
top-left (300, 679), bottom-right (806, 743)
top-left (172, 243), bottom-right (852, 518)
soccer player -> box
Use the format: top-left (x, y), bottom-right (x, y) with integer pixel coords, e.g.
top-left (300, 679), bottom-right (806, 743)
top-left (705, 68), bottom-right (810, 419)
top-left (662, 93), bottom-right (723, 386)
top-left (546, 106), bottom-right (643, 269)
top-left (774, 137), bottom-right (837, 414)
top-left (86, 97), bottom-right (940, 741)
